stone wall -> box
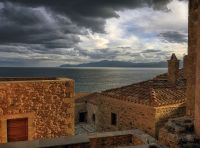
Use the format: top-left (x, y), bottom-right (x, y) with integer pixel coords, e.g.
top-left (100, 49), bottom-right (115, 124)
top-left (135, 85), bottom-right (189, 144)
top-left (159, 128), bottom-right (179, 148)
top-left (75, 102), bottom-right (97, 126)
top-left (186, 0), bottom-right (200, 137)
top-left (96, 95), bottom-right (186, 137)
top-left (195, 0), bottom-right (200, 136)
top-left (158, 117), bottom-right (200, 148)
top-left (0, 129), bottom-right (155, 148)
top-left (75, 92), bottom-right (186, 137)
top-left (183, 55), bottom-right (188, 79)
top-left (87, 103), bottom-right (97, 126)
top-left (90, 134), bottom-right (145, 148)
top-left (0, 78), bottom-right (74, 143)
top-left (186, 0), bottom-right (198, 117)
top-left (97, 96), bottom-right (156, 136)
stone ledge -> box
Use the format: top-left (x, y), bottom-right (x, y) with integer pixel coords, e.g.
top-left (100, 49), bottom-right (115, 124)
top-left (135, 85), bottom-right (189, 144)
top-left (88, 129), bottom-right (157, 145)
top-left (0, 77), bottom-right (73, 83)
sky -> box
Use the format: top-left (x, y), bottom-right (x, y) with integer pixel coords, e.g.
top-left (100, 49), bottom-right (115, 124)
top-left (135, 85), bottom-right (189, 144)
top-left (0, 0), bottom-right (188, 67)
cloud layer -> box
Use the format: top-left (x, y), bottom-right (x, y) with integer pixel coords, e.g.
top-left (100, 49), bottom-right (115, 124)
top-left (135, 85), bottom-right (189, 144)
top-left (0, 0), bottom-right (188, 66)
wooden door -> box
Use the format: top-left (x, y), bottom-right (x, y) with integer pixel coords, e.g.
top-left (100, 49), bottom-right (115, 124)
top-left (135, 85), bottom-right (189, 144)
top-left (7, 118), bottom-right (28, 142)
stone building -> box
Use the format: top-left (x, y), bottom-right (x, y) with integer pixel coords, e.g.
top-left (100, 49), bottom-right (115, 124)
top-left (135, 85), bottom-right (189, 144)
top-left (183, 0), bottom-right (200, 137)
top-left (193, 0), bottom-right (200, 137)
top-left (158, 0), bottom-right (200, 147)
top-left (75, 54), bottom-right (186, 138)
top-left (0, 77), bottom-right (74, 143)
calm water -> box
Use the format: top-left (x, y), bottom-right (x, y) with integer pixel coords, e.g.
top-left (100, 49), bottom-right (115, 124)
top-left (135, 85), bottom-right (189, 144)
top-left (0, 67), bottom-right (167, 93)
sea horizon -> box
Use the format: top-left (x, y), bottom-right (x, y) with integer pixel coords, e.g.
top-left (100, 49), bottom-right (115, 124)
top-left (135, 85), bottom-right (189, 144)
top-left (0, 67), bottom-right (167, 93)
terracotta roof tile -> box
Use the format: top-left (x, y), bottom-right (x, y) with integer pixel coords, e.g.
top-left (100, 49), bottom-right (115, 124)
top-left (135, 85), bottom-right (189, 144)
top-left (101, 69), bottom-right (186, 107)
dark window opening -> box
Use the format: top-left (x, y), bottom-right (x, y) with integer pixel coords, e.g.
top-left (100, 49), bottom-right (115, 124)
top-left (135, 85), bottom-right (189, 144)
top-left (79, 112), bottom-right (87, 123)
top-left (92, 114), bottom-right (96, 123)
top-left (111, 113), bottom-right (117, 126)
top-left (66, 92), bottom-right (71, 98)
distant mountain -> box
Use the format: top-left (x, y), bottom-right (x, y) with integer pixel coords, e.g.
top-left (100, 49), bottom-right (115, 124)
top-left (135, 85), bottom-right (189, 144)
top-left (60, 60), bottom-right (171, 68)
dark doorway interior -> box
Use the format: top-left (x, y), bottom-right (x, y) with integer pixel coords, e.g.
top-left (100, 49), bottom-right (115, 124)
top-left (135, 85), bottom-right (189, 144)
top-left (111, 113), bottom-right (117, 126)
top-left (92, 114), bottom-right (96, 123)
top-left (79, 112), bottom-right (87, 123)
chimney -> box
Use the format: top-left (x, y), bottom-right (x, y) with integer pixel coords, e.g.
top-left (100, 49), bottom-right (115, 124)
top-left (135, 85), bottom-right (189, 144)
top-left (168, 53), bottom-right (179, 83)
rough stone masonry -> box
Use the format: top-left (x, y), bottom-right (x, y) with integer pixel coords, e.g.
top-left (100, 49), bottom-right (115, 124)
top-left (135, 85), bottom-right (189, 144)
top-left (0, 77), bottom-right (74, 143)
top-left (185, 0), bottom-right (200, 137)
top-left (194, 0), bottom-right (200, 137)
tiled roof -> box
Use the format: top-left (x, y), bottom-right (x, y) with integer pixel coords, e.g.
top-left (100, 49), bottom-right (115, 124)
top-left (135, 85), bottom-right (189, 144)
top-left (153, 88), bottom-right (185, 106)
top-left (102, 69), bottom-right (186, 107)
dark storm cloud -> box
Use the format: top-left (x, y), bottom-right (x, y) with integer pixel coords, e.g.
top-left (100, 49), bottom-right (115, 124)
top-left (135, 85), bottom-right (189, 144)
top-left (1, 0), bottom-right (175, 33)
top-left (0, 2), bottom-right (83, 46)
top-left (0, 45), bottom-right (31, 54)
top-left (159, 31), bottom-right (188, 43)
top-left (0, 0), bottom-right (180, 45)
top-left (0, 0), bottom-right (187, 66)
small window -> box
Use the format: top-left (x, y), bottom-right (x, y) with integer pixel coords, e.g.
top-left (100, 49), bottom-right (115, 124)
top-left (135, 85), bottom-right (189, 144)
top-left (111, 113), bottom-right (117, 126)
top-left (92, 114), bottom-right (96, 122)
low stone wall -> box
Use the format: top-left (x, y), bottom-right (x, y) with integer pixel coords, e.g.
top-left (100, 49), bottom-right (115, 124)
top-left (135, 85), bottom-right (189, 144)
top-left (159, 128), bottom-right (179, 148)
top-left (155, 103), bottom-right (186, 136)
top-left (0, 129), bottom-right (157, 148)
top-left (0, 78), bottom-right (74, 143)
top-left (89, 130), bottom-right (154, 148)
top-left (90, 135), bottom-right (134, 148)
top-left (158, 117), bottom-right (200, 148)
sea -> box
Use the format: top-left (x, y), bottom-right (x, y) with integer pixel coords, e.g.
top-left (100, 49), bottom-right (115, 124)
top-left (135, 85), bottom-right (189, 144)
top-left (0, 67), bottom-right (167, 93)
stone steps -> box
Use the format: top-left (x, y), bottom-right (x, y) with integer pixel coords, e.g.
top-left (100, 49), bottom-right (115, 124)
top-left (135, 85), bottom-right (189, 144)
top-left (75, 124), bottom-right (96, 135)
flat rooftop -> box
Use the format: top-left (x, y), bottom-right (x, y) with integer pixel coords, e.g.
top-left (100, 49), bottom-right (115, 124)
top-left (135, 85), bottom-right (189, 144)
top-left (0, 77), bottom-right (73, 82)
